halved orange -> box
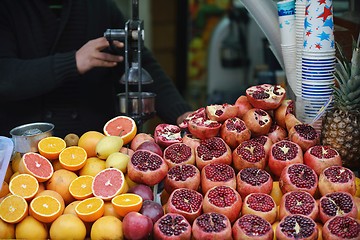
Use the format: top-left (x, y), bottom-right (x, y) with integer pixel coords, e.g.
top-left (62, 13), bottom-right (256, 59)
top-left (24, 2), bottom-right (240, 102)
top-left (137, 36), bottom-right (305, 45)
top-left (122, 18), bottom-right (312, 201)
top-left (29, 195), bottom-right (62, 223)
top-left (92, 168), bottom-right (126, 201)
top-left (9, 174), bottom-right (39, 201)
top-left (75, 197), bottom-right (104, 222)
top-left (69, 175), bottom-right (94, 200)
top-left (0, 195), bottom-right (28, 224)
top-left (38, 137), bottom-right (66, 160)
top-left (111, 193), bottom-right (143, 217)
top-left (18, 152), bottom-right (54, 182)
top-left (103, 116), bottom-right (137, 145)
top-left (59, 146), bottom-right (88, 171)
top-left (35, 190), bottom-right (65, 214)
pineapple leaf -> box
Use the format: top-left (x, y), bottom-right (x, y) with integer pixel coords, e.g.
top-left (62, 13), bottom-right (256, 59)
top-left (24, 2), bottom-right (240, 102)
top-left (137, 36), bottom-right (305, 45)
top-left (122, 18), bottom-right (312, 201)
top-left (336, 42), bottom-right (351, 75)
top-left (351, 38), bottom-right (360, 77)
top-left (335, 56), bottom-right (350, 81)
top-left (348, 88), bottom-right (360, 101)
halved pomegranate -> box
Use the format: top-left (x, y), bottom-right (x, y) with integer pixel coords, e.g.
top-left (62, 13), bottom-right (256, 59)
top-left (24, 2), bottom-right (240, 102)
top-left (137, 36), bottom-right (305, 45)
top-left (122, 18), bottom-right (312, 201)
top-left (200, 163), bottom-right (236, 195)
top-left (288, 124), bottom-right (320, 152)
top-left (318, 165), bottom-right (356, 196)
top-left (232, 214), bottom-right (274, 240)
top-left (164, 164), bottom-right (200, 194)
top-left (166, 188), bottom-right (203, 224)
top-left (127, 149), bottom-right (168, 186)
top-left (191, 212), bottom-right (232, 240)
top-left (220, 117), bottom-right (251, 149)
top-left (243, 108), bottom-right (273, 137)
top-left (279, 191), bottom-right (319, 221)
top-left (250, 135), bottom-right (273, 161)
top-left (163, 143), bottom-right (195, 168)
top-left (279, 163), bottom-right (318, 196)
top-left (268, 140), bottom-right (303, 178)
top-left (303, 145), bottom-right (342, 176)
top-left (242, 193), bottom-right (277, 224)
top-left (319, 191), bottom-right (358, 224)
top-left (153, 213), bottom-right (192, 240)
top-left (274, 99), bottom-right (295, 129)
top-left (232, 140), bottom-right (267, 172)
top-left (234, 95), bottom-right (253, 118)
top-left (276, 214), bottom-right (318, 240)
top-left (154, 124), bottom-right (182, 148)
top-left (205, 103), bottom-right (238, 123)
top-left (187, 117), bottom-right (221, 140)
top-left (202, 185), bottom-right (242, 223)
top-left (178, 107), bottom-right (206, 129)
top-left (246, 84), bottom-right (286, 110)
top-left (195, 137), bottom-right (232, 170)
top-left (322, 216), bottom-right (360, 240)
top-left (236, 167), bottom-right (273, 199)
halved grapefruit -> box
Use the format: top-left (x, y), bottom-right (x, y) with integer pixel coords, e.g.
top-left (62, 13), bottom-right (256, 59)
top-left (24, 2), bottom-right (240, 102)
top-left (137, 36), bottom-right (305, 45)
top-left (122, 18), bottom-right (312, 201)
top-left (92, 168), bottom-right (126, 201)
top-left (18, 152), bottom-right (54, 182)
top-left (103, 116), bottom-right (137, 145)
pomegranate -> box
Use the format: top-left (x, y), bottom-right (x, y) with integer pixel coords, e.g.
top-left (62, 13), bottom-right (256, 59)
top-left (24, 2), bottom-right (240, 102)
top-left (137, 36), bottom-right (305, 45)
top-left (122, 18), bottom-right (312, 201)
top-left (322, 216), bottom-right (360, 240)
top-left (288, 124), bottom-right (320, 152)
top-left (279, 163), bottom-right (318, 196)
top-left (187, 117), bottom-right (221, 140)
top-left (153, 213), bottom-right (192, 240)
top-left (163, 143), bottom-right (195, 168)
top-left (219, 117), bottom-right (251, 149)
top-left (232, 140), bottom-right (267, 171)
top-left (234, 95), bottom-right (253, 118)
top-left (303, 145), bottom-right (342, 176)
top-left (127, 149), bottom-right (168, 186)
top-left (166, 188), bottom-right (203, 224)
top-left (195, 137), bottom-right (232, 170)
top-left (202, 185), bottom-right (242, 223)
top-left (122, 212), bottom-right (153, 240)
top-left (178, 107), bottom-right (206, 129)
top-left (250, 135), bottom-right (273, 161)
top-left (200, 163), bottom-right (236, 194)
top-left (182, 133), bottom-right (201, 151)
top-left (164, 164), bottom-right (200, 194)
top-left (243, 108), bottom-right (273, 137)
top-left (242, 193), bottom-right (277, 224)
top-left (191, 212), bottom-right (232, 240)
top-left (154, 124), bottom-right (182, 148)
top-left (274, 99), bottom-right (295, 129)
top-left (232, 214), bottom-right (274, 240)
top-left (318, 165), bottom-right (356, 196)
top-left (279, 191), bottom-right (319, 221)
top-left (128, 184), bottom-right (154, 201)
top-left (137, 140), bottom-right (163, 156)
top-left (276, 214), bottom-right (318, 240)
top-left (246, 84), bottom-right (286, 110)
top-left (319, 192), bottom-right (358, 224)
top-left (205, 103), bottom-right (239, 122)
top-left (268, 140), bottom-right (304, 178)
top-left (120, 147), bottom-right (135, 158)
top-left (267, 124), bottom-right (287, 143)
top-left (284, 113), bottom-right (302, 132)
top-left (130, 133), bottom-right (155, 151)
top-left (236, 167), bottom-right (273, 199)
top-left (140, 200), bottom-right (164, 224)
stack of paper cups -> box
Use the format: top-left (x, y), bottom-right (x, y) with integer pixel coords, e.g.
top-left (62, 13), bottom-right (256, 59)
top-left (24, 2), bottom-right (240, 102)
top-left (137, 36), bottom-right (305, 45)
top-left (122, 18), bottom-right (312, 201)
top-left (278, 0), bottom-right (297, 95)
top-left (295, 0), bottom-right (306, 97)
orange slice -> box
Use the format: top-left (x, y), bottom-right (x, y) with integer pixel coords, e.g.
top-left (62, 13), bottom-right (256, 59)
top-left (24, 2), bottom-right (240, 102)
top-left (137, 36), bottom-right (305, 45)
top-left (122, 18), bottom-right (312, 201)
top-left (18, 152), bottom-right (54, 182)
top-left (0, 195), bottom-right (28, 224)
top-left (59, 146), bottom-right (88, 171)
top-left (35, 189), bottom-right (65, 214)
top-left (75, 197), bottom-right (104, 222)
top-left (92, 168), bottom-right (126, 201)
top-left (69, 175), bottom-right (94, 200)
top-left (103, 116), bottom-right (137, 145)
top-left (9, 174), bottom-right (39, 201)
top-left (38, 137), bottom-right (66, 160)
top-left (29, 195), bottom-right (62, 223)
top-left (111, 193), bottom-right (143, 217)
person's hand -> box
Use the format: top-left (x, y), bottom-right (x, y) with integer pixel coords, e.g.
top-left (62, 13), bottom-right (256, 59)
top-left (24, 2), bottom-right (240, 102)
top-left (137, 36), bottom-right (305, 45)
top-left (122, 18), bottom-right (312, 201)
top-left (176, 111), bottom-right (193, 125)
top-left (76, 37), bottom-right (124, 74)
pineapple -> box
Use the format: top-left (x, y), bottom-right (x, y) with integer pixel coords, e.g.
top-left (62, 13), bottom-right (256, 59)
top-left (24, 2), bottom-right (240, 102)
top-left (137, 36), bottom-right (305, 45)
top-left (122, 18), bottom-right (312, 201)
top-left (321, 40), bottom-right (360, 170)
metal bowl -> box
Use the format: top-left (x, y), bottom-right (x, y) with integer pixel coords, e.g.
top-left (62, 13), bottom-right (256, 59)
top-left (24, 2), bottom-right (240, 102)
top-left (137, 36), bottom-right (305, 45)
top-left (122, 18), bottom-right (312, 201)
top-left (10, 122), bottom-right (54, 153)
top-left (117, 92), bottom-right (156, 116)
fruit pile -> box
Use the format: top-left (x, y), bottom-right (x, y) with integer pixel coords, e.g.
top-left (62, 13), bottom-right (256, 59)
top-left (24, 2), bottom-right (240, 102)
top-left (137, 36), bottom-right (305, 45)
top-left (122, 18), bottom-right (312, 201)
top-left (0, 84), bottom-right (359, 240)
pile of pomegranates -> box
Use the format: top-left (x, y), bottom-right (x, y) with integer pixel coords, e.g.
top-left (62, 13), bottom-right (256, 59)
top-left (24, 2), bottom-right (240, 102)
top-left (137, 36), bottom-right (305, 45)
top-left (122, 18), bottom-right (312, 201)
top-left (124, 84), bottom-right (360, 240)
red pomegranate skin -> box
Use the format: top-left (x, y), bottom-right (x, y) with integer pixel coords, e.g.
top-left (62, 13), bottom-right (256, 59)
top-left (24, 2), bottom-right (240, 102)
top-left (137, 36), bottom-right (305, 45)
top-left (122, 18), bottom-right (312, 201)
top-left (274, 99), bottom-right (295, 129)
top-left (205, 103), bottom-right (239, 123)
top-left (154, 123), bottom-right (183, 148)
top-left (163, 143), bottom-right (195, 168)
top-left (232, 214), bottom-right (274, 240)
top-left (243, 108), bottom-right (273, 137)
top-left (242, 193), bottom-right (277, 224)
top-left (276, 214), bottom-right (318, 240)
top-left (267, 124), bottom-right (287, 144)
top-left (236, 167), bottom-right (273, 199)
top-left (235, 95), bottom-right (253, 118)
top-left (322, 216), bottom-right (360, 240)
top-left (187, 118), bottom-right (221, 140)
top-left (318, 165), bottom-right (356, 196)
top-left (288, 124), bottom-right (320, 152)
top-left (232, 140), bottom-right (267, 171)
top-left (191, 212), bottom-right (233, 240)
top-left (164, 164), bottom-right (200, 194)
top-left (200, 163), bottom-right (236, 195)
top-left (245, 84), bottom-right (286, 110)
top-left (153, 213), bottom-right (192, 240)
top-left (220, 117), bottom-right (251, 149)
top-left (182, 134), bottom-right (201, 152)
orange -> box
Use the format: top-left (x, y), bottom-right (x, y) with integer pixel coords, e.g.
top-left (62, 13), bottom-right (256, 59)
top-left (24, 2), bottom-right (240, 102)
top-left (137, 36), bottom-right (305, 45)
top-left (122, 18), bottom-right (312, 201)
top-left (59, 146), bottom-right (88, 171)
top-left (270, 181), bottom-right (283, 206)
top-left (46, 169), bottom-right (77, 205)
top-left (63, 200), bottom-right (81, 215)
top-left (11, 152), bottom-right (22, 173)
top-left (18, 152), bottom-right (54, 182)
top-left (103, 116), bottom-right (137, 145)
top-left (78, 131), bottom-right (105, 158)
top-left (103, 201), bottom-right (121, 218)
top-left (0, 181), bottom-right (9, 198)
top-left (111, 193), bottom-right (143, 217)
top-left (9, 173), bottom-right (39, 201)
top-left (35, 190), bottom-right (65, 214)
top-left (69, 175), bottom-right (94, 200)
top-left (272, 221), bottom-right (279, 240)
top-left (91, 215), bottom-right (123, 240)
top-left (51, 159), bottom-right (63, 171)
top-left (37, 136), bottom-right (66, 160)
top-left (79, 157), bottom-right (106, 177)
top-left (15, 215), bottom-right (48, 240)
top-left (0, 194), bottom-right (28, 224)
top-left (355, 177), bottom-right (360, 198)
top-left (0, 218), bottom-right (15, 239)
top-left (49, 214), bottom-right (87, 240)
top-left (75, 196), bottom-right (105, 222)
top-left (29, 195), bottom-right (62, 223)
top-left (317, 222), bottom-right (323, 240)
top-left (92, 168), bottom-right (126, 201)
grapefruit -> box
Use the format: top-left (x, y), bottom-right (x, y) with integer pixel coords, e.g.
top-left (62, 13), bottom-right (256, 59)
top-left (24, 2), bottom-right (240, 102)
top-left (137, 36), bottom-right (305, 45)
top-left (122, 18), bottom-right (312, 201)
top-left (92, 168), bottom-right (126, 201)
top-left (15, 215), bottom-right (48, 239)
top-left (46, 169), bottom-right (78, 205)
top-left (78, 131), bottom-right (105, 158)
top-left (91, 216), bottom-right (123, 240)
top-left (103, 116), bottom-right (137, 145)
top-left (0, 218), bottom-right (15, 239)
top-left (79, 157), bottom-right (106, 177)
top-left (49, 214), bottom-right (86, 240)
top-left (18, 152), bottom-right (54, 182)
